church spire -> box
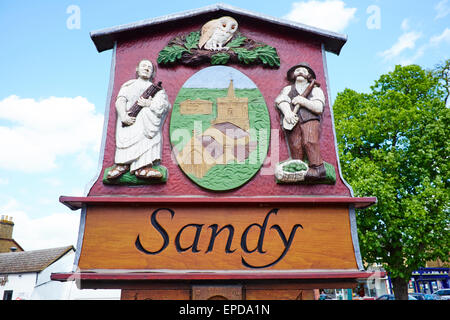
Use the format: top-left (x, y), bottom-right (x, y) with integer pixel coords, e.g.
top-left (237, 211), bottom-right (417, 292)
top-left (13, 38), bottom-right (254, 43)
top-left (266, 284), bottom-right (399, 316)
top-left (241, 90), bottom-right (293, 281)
top-left (227, 79), bottom-right (235, 98)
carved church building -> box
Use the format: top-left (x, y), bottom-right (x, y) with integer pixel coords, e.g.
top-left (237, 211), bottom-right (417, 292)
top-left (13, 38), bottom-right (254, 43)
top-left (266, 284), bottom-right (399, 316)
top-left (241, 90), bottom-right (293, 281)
top-left (212, 80), bottom-right (249, 131)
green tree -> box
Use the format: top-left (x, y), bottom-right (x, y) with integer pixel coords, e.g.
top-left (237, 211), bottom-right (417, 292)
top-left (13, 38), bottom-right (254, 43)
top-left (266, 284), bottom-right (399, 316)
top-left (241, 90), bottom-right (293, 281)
top-left (333, 62), bottom-right (450, 300)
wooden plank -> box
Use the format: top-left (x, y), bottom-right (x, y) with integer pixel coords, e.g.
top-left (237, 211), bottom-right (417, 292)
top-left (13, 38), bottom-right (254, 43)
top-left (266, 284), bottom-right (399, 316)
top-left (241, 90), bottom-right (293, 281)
top-left (78, 204), bottom-right (358, 271)
top-left (59, 196), bottom-right (377, 210)
top-left (52, 271), bottom-right (378, 282)
top-left (192, 285), bottom-right (242, 300)
top-left (245, 289), bottom-right (315, 300)
top-left (245, 281), bottom-right (358, 290)
top-left (121, 289), bottom-right (190, 300)
top-left (121, 286), bottom-right (315, 300)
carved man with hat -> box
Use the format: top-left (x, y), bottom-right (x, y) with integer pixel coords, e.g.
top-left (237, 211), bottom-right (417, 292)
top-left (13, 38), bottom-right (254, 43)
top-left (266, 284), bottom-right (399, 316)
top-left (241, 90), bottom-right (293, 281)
top-left (275, 62), bottom-right (327, 181)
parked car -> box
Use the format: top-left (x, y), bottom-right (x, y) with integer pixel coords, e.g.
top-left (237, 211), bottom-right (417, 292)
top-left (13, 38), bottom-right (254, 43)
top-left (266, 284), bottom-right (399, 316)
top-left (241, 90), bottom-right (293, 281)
top-left (376, 294), bottom-right (417, 300)
top-left (424, 293), bottom-right (440, 300)
top-left (410, 293), bottom-right (440, 300)
top-left (410, 293), bottom-right (425, 300)
top-left (432, 289), bottom-right (450, 300)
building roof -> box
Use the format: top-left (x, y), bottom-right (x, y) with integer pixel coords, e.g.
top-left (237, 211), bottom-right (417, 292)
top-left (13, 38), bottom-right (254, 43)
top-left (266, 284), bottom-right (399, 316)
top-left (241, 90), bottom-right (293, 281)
top-left (90, 3), bottom-right (347, 55)
top-left (0, 238), bottom-right (25, 253)
top-left (0, 246), bottom-right (74, 274)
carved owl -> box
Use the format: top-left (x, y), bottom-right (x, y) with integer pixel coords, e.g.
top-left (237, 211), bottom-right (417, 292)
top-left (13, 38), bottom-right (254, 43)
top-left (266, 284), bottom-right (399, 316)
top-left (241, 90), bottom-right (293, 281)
top-left (198, 16), bottom-right (238, 51)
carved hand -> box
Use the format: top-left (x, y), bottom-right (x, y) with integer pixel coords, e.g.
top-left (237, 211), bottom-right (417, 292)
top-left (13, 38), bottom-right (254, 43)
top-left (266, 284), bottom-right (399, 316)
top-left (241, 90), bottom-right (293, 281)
top-left (284, 109), bottom-right (298, 124)
top-left (122, 115), bottom-right (136, 126)
top-left (137, 96), bottom-right (153, 108)
top-left (277, 102), bottom-right (298, 125)
top-left (292, 95), bottom-right (308, 107)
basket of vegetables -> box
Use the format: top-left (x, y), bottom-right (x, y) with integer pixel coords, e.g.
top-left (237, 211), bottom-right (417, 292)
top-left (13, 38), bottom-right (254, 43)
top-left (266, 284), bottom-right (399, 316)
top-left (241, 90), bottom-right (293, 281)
top-left (274, 159), bottom-right (309, 182)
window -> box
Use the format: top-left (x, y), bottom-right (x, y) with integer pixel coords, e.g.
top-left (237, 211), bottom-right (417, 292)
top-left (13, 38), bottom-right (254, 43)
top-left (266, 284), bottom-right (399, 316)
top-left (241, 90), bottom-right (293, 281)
top-left (3, 290), bottom-right (13, 300)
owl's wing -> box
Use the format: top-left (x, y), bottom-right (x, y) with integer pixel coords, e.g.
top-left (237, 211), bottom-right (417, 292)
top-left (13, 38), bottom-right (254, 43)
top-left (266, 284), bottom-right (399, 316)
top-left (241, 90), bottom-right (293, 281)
top-left (198, 19), bottom-right (217, 49)
top-left (224, 33), bottom-right (234, 46)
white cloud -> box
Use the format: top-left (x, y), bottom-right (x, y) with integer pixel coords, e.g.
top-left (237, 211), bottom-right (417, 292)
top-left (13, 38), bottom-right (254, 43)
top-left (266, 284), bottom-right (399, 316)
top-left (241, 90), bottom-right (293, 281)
top-left (397, 45), bottom-right (426, 66)
top-left (381, 20), bottom-right (450, 66)
top-left (430, 28), bottom-right (450, 46)
top-left (401, 18), bottom-right (410, 31)
top-left (379, 31), bottom-right (422, 61)
top-left (435, 0), bottom-right (450, 20)
top-left (283, 0), bottom-right (357, 33)
top-left (43, 177), bottom-right (63, 187)
top-left (0, 198), bottom-right (79, 251)
top-left (379, 25), bottom-right (450, 67)
top-left (68, 187), bottom-right (86, 197)
top-left (0, 197), bottom-right (19, 211)
top-left (0, 95), bottom-right (103, 172)
top-left (75, 150), bottom-right (98, 173)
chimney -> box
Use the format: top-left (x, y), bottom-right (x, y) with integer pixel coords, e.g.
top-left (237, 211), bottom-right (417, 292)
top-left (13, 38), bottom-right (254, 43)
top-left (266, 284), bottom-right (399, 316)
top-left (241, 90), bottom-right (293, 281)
top-left (0, 215), bottom-right (14, 240)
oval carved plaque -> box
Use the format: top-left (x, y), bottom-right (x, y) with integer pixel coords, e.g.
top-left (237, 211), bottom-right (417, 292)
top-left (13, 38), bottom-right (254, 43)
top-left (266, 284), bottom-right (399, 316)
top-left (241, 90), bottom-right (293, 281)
top-left (169, 66), bottom-right (270, 191)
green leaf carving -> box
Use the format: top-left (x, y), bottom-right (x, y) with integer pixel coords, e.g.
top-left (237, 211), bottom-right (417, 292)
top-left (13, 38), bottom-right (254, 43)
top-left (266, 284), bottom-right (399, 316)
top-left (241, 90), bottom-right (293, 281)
top-left (157, 45), bottom-right (189, 64)
top-left (211, 53), bottom-right (230, 65)
top-left (158, 30), bottom-right (280, 67)
top-left (254, 45), bottom-right (280, 67)
top-left (232, 48), bottom-right (258, 64)
top-left (185, 31), bottom-right (201, 51)
top-left (231, 45), bottom-right (280, 67)
top-left (227, 34), bottom-right (247, 48)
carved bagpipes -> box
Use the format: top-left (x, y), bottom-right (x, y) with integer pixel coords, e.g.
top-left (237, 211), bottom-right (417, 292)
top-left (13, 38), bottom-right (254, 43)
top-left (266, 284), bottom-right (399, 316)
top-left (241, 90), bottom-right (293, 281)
top-left (282, 79), bottom-right (321, 131)
top-left (122, 81), bottom-right (163, 127)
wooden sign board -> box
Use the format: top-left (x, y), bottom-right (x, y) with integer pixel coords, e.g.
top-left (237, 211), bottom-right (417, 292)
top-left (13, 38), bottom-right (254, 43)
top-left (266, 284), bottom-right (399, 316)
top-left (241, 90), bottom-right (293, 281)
top-left (51, 5), bottom-right (380, 299)
top-left (78, 204), bottom-right (358, 271)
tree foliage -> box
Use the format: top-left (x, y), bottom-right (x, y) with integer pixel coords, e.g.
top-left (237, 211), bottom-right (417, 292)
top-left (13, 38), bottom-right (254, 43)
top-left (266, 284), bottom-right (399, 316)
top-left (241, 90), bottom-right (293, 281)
top-left (333, 62), bottom-right (450, 299)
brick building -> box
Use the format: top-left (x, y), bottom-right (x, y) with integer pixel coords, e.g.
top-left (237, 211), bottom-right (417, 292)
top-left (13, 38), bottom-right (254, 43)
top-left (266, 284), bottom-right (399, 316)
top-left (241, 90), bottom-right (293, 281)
top-left (0, 216), bottom-right (24, 253)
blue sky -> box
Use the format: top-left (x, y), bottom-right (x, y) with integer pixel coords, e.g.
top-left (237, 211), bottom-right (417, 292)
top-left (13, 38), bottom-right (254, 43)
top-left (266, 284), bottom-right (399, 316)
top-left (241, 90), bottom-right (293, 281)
top-left (184, 66), bottom-right (258, 88)
top-left (0, 0), bottom-right (449, 250)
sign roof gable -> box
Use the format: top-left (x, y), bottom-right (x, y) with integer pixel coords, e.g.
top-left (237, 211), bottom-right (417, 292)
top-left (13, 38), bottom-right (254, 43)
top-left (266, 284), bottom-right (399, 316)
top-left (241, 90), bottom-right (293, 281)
top-left (90, 3), bottom-right (347, 55)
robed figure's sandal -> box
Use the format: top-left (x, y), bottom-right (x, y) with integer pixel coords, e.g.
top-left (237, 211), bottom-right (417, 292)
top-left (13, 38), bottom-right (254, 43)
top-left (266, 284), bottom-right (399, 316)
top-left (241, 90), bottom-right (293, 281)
top-left (107, 164), bottom-right (130, 179)
top-left (134, 165), bottom-right (163, 179)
